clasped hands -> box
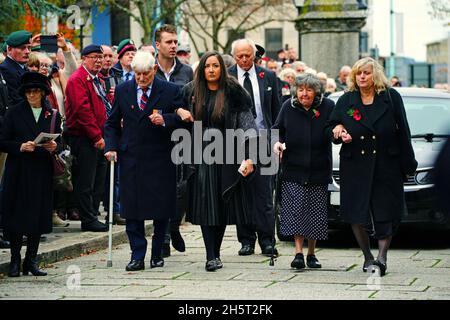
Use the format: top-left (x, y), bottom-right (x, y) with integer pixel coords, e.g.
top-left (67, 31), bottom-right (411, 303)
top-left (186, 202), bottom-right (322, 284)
top-left (332, 124), bottom-right (353, 143)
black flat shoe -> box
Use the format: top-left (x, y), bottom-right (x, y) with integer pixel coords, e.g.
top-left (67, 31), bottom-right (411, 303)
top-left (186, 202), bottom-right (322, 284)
top-left (261, 245), bottom-right (279, 257)
top-left (373, 260), bottom-right (387, 277)
top-left (150, 257), bottom-right (164, 268)
top-left (306, 255), bottom-right (322, 269)
top-left (170, 230), bottom-right (186, 252)
top-left (205, 259), bottom-right (218, 272)
top-left (22, 259), bottom-right (47, 276)
top-left (81, 220), bottom-right (108, 232)
top-left (215, 258), bottom-right (223, 269)
top-left (363, 259), bottom-right (376, 272)
top-left (291, 253), bottom-right (305, 269)
top-left (125, 259), bottom-right (145, 271)
top-left (8, 258), bottom-right (21, 277)
top-left (238, 244), bottom-right (254, 256)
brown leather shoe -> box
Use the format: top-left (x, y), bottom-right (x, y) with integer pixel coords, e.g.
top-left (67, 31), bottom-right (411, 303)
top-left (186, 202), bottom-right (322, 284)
top-left (105, 213), bottom-right (126, 225)
top-left (67, 208), bottom-right (81, 221)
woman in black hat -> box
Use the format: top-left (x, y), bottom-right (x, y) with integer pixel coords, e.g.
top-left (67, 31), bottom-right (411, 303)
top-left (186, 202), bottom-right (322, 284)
top-left (0, 71), bottom-right (62, 277)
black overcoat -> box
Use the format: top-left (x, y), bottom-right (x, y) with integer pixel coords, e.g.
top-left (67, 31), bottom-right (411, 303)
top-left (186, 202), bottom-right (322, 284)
top-left (104, 77), bottom-right (185, 221)
top-left (0, 101), bottom-right (61, 235)
top-left (326, 88), bottom-right (417, 224)
top-left (0, 57), bottom-right (27, 106)
top-left (181, 79), bottom-right (258, 202)
top-left (272, 97), bottom-right (334, 185)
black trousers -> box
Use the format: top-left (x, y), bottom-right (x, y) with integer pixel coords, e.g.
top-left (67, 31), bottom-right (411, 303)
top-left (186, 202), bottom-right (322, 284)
top-left (67, 135), bottom-right (107, 224)
top-left (53, 189), bottom-right (78, 211)
top-left (9, 232), bottom-right (41, 260)
top-left (200, 225), bottom-right (226, 261)
top-left (237, 172), bottom-right (275, 248)
top-left (164, 164), bottom-right (186, 243)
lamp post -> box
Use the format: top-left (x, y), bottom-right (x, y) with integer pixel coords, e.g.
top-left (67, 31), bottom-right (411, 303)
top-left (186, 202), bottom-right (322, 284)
top-left (389, 0), bottom-right (395, 79)
top-left (74, 2), bottom-right (90, 51)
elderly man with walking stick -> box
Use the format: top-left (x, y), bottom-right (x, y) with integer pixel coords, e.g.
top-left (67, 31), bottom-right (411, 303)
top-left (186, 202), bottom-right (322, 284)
top-left (104, 50), bottom-right (186, 271)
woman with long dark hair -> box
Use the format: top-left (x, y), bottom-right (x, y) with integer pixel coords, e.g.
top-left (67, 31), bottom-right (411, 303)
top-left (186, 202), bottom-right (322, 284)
top-left (176, 52), bottom-right (257, 271)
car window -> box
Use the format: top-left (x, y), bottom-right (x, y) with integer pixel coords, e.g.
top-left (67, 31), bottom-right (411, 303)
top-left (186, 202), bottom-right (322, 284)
top-left (403, 97), bottom-right (450, 135)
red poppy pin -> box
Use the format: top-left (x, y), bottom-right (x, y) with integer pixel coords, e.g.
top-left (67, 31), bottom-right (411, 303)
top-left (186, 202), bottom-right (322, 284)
top-left (258, 72), bottom-right (265, 79)
top-left (347, 108), bottom-right (361, 121)
top-left (44, 110), bottom-right (51, 119)
top-left (312, 109), bottom-right (320, 118)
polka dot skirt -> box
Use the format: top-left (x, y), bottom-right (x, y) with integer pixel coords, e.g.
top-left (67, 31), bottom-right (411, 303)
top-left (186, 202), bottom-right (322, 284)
top-left (280, 181), bottom-right (328, 240)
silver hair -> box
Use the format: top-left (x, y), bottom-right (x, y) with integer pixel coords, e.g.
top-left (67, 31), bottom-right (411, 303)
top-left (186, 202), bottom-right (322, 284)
top-left (230, 38), bottom-right (257, 57)
top-left (131, 50), bottom-right (155, 72)
top-left (290, 73), bottom-right (324, 97)
top-left (340, 65), bottom-right (351, 73)
top-left (221, 54), bottom-right (235, 68)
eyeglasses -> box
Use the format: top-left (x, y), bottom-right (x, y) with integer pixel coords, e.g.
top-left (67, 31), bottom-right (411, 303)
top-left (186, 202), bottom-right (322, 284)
top-left (85, 55), bottom-right (104, 61)
top-left (40, 63), bottom-right (50, 69)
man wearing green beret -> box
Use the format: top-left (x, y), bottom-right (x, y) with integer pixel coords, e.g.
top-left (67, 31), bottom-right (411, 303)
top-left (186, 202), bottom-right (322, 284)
top-left (111, 38), bottom-right (136, 83)
top-left (0, 30), bottom-right (32, 106)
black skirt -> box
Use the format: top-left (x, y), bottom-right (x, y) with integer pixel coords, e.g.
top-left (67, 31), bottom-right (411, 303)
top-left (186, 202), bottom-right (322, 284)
top-left (186, 163), bottom-right (251, 226)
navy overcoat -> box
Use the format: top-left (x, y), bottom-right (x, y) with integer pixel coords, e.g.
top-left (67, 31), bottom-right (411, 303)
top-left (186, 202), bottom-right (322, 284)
top-left (104, 77), bottom-right (185, 221)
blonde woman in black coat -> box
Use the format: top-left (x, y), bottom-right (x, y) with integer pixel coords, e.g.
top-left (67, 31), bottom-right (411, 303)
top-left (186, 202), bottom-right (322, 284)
top-left (0, 72), bottom-right (61, 277)
top-left (326, 58), bottom-right (417, 276)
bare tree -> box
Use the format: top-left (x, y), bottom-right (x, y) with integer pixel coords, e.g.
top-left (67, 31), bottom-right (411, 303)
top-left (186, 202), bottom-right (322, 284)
top-left (429, 0), bottom-right (450, 20)
top-left (181, 0), bottom-right (294, 54)
top-left (88, 0), bottom-right (187, 43)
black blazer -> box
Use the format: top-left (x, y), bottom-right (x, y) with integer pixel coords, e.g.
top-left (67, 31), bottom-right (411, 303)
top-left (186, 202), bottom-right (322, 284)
top-left (326, 88), bottom-right (417, 224)
top-left (273, 97), bottom-right (334, 185)
top-left (228, 64), bottom-right (281, 130)
top-left (0, 57), bottom-right (27, 106)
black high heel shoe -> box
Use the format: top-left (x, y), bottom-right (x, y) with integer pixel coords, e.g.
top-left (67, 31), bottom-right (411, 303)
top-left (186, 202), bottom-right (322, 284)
top-left (373, 260), bottom-right (387, 277)
top-left (363, 259), bottom-right (375, 272)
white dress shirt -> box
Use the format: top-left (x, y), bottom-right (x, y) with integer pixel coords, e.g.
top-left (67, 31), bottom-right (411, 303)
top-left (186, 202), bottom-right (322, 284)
top-left (236, 64), bottom-right (265, 129)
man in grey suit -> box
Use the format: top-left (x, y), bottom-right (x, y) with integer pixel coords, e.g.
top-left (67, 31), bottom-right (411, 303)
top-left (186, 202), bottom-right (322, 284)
top-left (228, 38), bottom-right (281, 257)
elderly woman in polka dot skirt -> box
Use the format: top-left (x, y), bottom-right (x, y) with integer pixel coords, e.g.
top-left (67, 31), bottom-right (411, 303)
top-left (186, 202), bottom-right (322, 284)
top-left (272, 73), bottom-right (334, 269)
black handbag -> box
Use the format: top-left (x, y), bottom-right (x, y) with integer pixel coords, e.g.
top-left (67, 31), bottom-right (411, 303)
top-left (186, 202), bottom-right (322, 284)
top-left (50, 110), bottom-right (74, 192)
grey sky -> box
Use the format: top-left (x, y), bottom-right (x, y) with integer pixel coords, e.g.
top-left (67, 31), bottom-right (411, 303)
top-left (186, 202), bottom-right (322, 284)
top-left (371, 0), bottom-right (449, 62)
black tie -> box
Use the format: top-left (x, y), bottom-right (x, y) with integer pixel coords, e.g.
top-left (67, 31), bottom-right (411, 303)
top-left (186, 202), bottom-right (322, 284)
top-left (243, 72), bottom-right (256, 118)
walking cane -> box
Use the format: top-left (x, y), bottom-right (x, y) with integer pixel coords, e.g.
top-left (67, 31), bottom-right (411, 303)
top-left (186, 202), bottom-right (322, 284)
top-left (107, 154), bottom-right (115, 268)
top-left (270, 152), bottom-right (282, 267)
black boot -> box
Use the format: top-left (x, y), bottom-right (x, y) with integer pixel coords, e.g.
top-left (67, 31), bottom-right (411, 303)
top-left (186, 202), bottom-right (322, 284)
top-left (8, 233), bottom-right (22, 277)
top-left (22, 235), bottom-right (47, 276)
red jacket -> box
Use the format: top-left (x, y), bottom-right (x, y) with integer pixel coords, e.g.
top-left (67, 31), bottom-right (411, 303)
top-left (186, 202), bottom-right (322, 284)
top-left (65, 66), bottom-right (107, 143)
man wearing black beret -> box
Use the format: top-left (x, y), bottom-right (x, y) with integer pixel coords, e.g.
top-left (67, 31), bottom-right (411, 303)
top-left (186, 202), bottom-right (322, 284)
top-left (0, 30), bottom-right (32, 106)
top-left (65, 44), bottom-right (110, 232)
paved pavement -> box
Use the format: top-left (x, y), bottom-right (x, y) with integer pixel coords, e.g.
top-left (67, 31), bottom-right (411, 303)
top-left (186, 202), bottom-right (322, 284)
top-left (0, 222), bottom-right (449, 300)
